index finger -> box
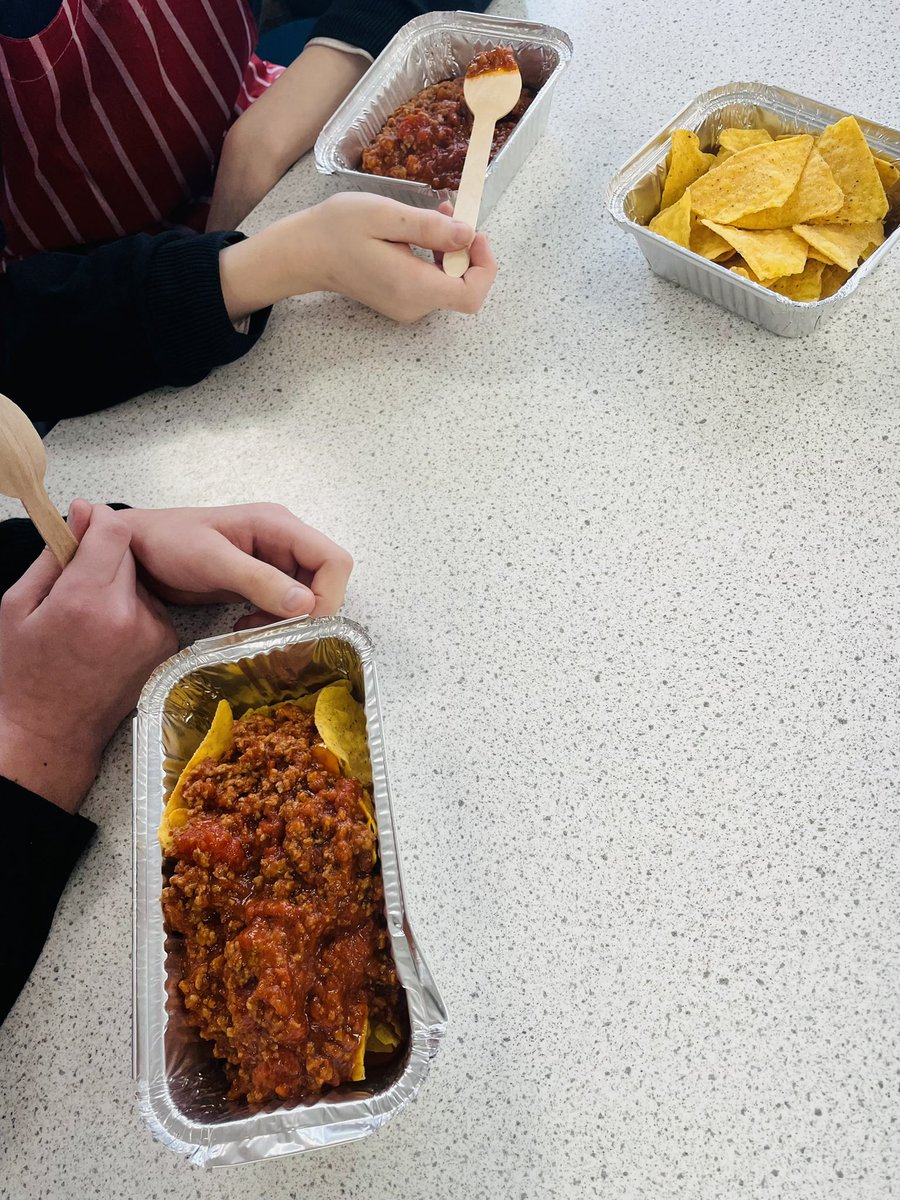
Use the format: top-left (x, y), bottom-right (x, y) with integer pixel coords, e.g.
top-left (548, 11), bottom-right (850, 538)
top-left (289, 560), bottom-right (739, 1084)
top-left (253, 511), bottom-right (353, 617)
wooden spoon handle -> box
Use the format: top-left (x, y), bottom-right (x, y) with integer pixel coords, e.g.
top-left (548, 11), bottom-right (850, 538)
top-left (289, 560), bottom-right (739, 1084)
top-left (443, 112), bottom-right (496, 278)
top-left (23, 488), bottom-right (78, 567)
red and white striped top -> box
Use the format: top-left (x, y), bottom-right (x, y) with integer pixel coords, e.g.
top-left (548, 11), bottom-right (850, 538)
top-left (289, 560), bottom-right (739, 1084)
top-left (0, 0), bottom-right (283, 265)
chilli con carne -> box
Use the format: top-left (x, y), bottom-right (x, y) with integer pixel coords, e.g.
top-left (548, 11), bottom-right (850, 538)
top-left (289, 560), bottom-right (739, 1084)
top-left (161, 703), bottom-right (402, 1105)
top-left (361, 48), bottom-right (534, 191)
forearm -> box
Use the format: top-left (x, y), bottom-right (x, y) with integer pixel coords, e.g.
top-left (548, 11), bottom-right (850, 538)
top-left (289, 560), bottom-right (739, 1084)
top-left (218, 210), bottom-right (320, 319)
top-left (0, 232), bottom-right (271, 422)
top-left (208, 45), bottom-right (367, 231)
top-left (0, 715), bottom-right (99, 814)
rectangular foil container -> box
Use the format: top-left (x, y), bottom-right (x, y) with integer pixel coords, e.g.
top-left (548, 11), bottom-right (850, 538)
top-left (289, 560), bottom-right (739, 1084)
top-left (606, 83), bottom-right (900, 337)
top-left (315, 10), bottom-right (573, 221)
top-left (133, 615), bottom-right (447, 1166)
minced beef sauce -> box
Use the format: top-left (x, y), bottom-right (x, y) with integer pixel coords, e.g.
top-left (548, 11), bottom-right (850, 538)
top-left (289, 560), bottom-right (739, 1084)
top-left (161, 704), bottom-right (401, 1105)
top-left (360, 51), bottom-right (533, 191)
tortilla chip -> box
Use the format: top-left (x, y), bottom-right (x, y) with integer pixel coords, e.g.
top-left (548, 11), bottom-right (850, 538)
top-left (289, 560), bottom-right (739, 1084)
top-left (701, 220), bottom-right (808, 279)
top-left (659, 130), bottom-right (716, 210)
top-left (718, 128), bottom-right (773, 156)
top-left (351, 1014), bottom-right (368, 1081)
top-left (813, 116), bottom-right (888, 223)
top-left (874, 156), bottom-right (900, 191)
top-left (690, 217), bottom-right (734, 260)
top-left (768, 259), bottom-right (826, 302)
top-left (729, 261), bottom-right (775, 287)
top-left (792, 221), bottom-right (884, 271)
top-left (367, 1021), bottom-right (402, 1053)
top-left (819, 263), bottom-right (852, 298)
top-left (805, 246), bottom-right (835, 265)
top-left (690, 135), bottom-right (814, 224)
top-left (159, 700), bottom-right (234, 852)
top-left (649, 187), bottom-right (692, 248)
top-left (314, 681), bottom-right (372, 788)
top-left (734, 146), bottom-right (843, 229)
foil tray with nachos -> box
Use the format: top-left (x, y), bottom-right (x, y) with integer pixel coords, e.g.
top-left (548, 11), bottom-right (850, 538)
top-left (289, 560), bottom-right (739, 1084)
top-left (134, 616), bottom-right (447, 1166)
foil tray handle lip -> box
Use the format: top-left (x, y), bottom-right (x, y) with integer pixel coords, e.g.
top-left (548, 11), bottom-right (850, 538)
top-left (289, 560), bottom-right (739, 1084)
top-left (136, 614), bottom-right (368, 712)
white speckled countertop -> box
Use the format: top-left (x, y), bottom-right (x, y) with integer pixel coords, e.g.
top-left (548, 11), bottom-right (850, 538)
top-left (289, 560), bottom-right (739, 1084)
top-left (2, 1), bottom-right (899, 1196)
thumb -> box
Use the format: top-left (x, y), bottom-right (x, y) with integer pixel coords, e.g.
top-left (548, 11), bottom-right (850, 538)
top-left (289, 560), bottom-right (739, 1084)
top-left (383, 205), bottom-right (474, 252)
top-left (66, 497), bottom-right (93, 541)
top-left (210, 536), bottom-right (316, 618)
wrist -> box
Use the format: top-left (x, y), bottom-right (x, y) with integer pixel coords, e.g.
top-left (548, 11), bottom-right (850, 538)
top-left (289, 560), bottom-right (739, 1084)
top-left (0, 710), bottom-right (100, 813)
top-left (219, 211), bottom-right (320, 319)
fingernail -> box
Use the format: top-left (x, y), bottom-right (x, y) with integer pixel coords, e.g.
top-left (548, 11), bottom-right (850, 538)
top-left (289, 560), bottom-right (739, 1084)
top-left (451, 220), bottom-right (472, 245)
top-left (284, 586), bottom-right (312, 614)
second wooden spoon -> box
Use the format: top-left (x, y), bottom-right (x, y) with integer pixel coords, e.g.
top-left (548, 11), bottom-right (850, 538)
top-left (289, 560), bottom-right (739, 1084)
top-left (0, 392), bottom-right (77, 566)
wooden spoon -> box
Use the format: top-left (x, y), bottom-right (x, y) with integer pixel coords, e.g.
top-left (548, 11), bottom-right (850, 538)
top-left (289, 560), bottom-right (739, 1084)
top-left (443, 50), bottom-right (523, 278)
top-left (0, 392), bottom-right (77, 566)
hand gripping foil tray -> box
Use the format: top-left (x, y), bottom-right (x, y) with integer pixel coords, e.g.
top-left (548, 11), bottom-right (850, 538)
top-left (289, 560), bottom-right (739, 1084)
top-left (315, 10), bottom-right (573, 221)
top-left (133, 615), bottom-right (447, 1166)
top-left (606, 83), bottom-right (900, 337)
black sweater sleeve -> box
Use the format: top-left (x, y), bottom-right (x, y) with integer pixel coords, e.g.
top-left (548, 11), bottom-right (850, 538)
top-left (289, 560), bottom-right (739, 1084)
top-left (288, 1), bottom-right (492, 60)
top-left (0, 230), bottom-right (271, 424)
top-left (0, 779), bottom-right (96, 1024)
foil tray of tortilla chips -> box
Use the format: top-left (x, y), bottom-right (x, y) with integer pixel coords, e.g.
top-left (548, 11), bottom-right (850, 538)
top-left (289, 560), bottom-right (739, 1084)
top-left (133, 615), bottom-right (447, 1166)
top-left (606, 83), bottom-right (900, 337)
top-left (314, 10), bottom-right (572, 221)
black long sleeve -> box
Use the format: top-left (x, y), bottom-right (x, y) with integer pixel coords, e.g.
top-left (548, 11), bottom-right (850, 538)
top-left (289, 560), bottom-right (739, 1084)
top-left (0, 230), bottom-right (271, 424)
top-left (284, 0), bottom-right (492, 59)
top-left (0, 780), bottom-right (96, 1025)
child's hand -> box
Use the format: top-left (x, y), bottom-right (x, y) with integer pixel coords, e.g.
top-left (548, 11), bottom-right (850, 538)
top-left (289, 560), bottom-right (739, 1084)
top-left (0, 505), bottom-right (177, 811)
top-left (117, 503), bottom-right (353, 626)
top-left (220, 193), bottom-right (498, 323)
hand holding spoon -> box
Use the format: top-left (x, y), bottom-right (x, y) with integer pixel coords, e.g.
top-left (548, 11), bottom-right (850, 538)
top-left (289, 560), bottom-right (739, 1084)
top-left (0, 392), bottom-right (77, 566)
top-left (443, 48), bottom-right (522, 278)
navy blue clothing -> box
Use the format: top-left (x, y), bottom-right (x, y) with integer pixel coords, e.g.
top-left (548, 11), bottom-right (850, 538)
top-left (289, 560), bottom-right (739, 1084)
top-left (0, 1), bottom-right (488, 58)
top-left (0, 1), bottom-right (263, 38)
top-left (0, 230), bottom-right (271, 423)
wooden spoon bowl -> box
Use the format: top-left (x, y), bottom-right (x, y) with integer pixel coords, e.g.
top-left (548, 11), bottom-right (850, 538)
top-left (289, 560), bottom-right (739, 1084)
top-left (0, 392), bottom-right (77, 566)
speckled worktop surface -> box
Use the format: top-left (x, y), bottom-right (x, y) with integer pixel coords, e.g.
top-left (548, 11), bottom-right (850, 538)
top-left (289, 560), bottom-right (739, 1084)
top-left (2, 1), bottom-right (899, 1196)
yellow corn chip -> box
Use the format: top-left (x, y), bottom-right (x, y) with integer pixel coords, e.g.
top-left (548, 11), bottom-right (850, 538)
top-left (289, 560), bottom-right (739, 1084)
top-left (813, 116), bottom-right (887, 223)
top-left (819, 263), bottom-right (852, 298)
top-left (351, 1014), bottom-right (368, 1081)
top-left (159, 700), bottom-right (234, 851)
top-left (792, 221), bottom-right (884, 271)
top-left (730, 262), bottom-right (773, 286)
top-left (734, 146), bottom-right (843, 229)
top-left (314, 681), bottom-right (372, 788)
top-left (690, 135), bottom-right (814, 223)
top-left (768, 259), bottom-right (826, 302)
top-left (659, 130), bottom-right (716, 210)
top-left (874, 155), bottom-right (900, 191)
top-left (805, 246), bottom-right (835, 265)
top-left (689, 217), bottom-right (734, 260)
top-left (649, 187), bottom-right (692, 247)
top-left (718, 128), bottom-right (773, 155)
top-left (701, 220), bottom-right (808, 279)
